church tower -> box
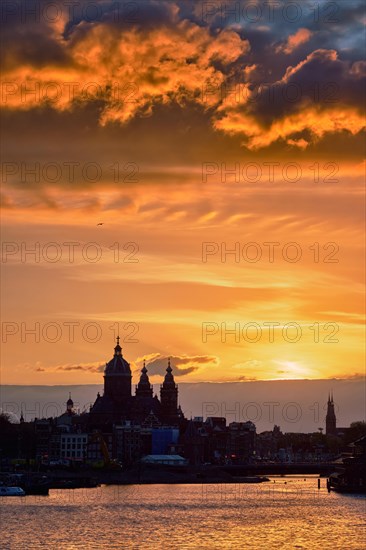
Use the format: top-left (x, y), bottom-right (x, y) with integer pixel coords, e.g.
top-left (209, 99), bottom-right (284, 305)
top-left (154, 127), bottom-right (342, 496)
top-left (66, 392), bottom-right (74, 415)
top-left (326, 392), bottom-right (337, 436)
top-left (104, 336), bottom-right (132, 403)
top-left (136, 361), bottom-right (153, 398)
top-left (160, 358), bottom-right (179, 425)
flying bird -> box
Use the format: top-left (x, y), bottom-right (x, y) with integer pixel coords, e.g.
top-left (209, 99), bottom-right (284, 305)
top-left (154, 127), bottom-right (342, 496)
top-left (96, 223), bottom-right (104, 226)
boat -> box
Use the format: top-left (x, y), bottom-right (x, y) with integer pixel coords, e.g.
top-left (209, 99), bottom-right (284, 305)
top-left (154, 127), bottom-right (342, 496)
top-left (1, 473), bottom-right (49, 496)
top-left (328, 435), bottom-right (366, 494)
top-left (0, 486), bottom-right (26, 496)
top-left (328, 462), bottom-right (366, 494)
top-left (20, 479), bottom-right (49, 495)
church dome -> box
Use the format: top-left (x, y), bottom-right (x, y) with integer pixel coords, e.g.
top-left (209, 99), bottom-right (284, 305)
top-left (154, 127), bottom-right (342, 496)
top-left (104, 337), bottom-right (131, 376)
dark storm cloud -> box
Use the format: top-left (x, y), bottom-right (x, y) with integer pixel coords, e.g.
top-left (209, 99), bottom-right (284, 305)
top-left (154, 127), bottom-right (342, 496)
top-left (1, 29), bottom-right (69, 70)
top-left (244, 49), bottom-right (366, 125)
top-left (196, 0), bottom-right (366, 74)
top-left (30, 361), bottom-right (106, 373)
top-left (56, 363), bottom-right (105, 372)
top-left (72, 0), bottom-right (177, 31)
top-left (144, 354), bottom-right (219, 377)
top-left (0, 10), bottom-right (69, 70)
top-left (0, 0), bottom-right (177, 68)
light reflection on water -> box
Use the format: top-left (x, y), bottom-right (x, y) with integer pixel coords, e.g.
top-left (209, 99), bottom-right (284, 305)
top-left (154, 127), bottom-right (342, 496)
top-left (1, 477), bottom-right (365, 549)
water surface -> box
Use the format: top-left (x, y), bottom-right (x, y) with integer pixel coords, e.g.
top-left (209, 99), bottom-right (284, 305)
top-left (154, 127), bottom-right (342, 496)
top-left (1, 477), bottom-right (365, 549)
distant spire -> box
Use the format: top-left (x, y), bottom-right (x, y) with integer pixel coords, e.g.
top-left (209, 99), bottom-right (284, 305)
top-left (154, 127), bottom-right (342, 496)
top-left (116, 335), bottom-right (120, 346)
top-left (326, 390), bottom-right (337, 435)
top-left (66, 392), bottom-right (74, 414)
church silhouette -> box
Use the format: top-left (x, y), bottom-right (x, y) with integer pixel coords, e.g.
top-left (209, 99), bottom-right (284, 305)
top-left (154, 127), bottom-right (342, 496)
top-left (88, 338), bottom-right (184, 428)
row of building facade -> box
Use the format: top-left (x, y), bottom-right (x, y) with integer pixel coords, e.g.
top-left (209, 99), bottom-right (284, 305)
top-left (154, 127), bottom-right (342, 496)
top-left (17, 341), bottom-right (351, 466)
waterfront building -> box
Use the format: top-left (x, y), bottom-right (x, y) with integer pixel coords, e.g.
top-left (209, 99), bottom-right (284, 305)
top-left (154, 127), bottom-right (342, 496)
top-left (227, 421), bottom-right (256, 461)
top-left (60, 433), bottom-right (88, 460)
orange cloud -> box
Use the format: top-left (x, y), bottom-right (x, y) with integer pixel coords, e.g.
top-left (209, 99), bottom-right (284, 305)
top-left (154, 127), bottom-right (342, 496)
top-left (287, 138), bottom-right (309, 149)
top-left (1, 21), bottom-right (249, 124)
top-left (2, 10), bottom-right (364, 153)
top-left (215, 106), bottom-right (365, 150)
top-left (276, 28), bottom-right (313, 54)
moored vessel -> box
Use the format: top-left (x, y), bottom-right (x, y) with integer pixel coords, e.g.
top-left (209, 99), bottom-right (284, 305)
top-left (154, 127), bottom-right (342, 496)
top-left (328, 435), bottom-right (366, 494)
top-left (0, 486), bottom-right (26, 496)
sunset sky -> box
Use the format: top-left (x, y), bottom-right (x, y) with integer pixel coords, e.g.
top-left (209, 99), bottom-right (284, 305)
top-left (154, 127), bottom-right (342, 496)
top-left (1, 0), bottom-right (365, 387)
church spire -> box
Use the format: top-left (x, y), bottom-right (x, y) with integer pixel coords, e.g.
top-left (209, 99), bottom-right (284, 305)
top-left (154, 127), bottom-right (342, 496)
top-left (162, 357), bottom-right (176, 388)
top-left (114, 335), bottom-right (122, 356)
top-left (66, 392), bottom-right (74, 414)
top-left (160, 357), bottom-right (179, 425)
top-left (136, 360), bottom-right (153, 398)
top-left (326, 391), bottom-right (336, 436)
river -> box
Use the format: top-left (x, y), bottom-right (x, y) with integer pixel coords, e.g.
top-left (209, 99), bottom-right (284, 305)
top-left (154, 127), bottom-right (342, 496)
top-left (1, 477), bottom-right (365, 549)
